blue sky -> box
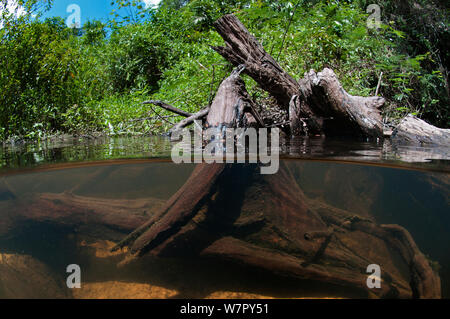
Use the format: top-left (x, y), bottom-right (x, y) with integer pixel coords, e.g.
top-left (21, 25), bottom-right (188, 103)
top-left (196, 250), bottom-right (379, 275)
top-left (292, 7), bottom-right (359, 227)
top-left (0, 0), bottom-right (157, 28)
top-left (41, 0), bottom-right (160, 26)
top-left (42, 1), bottom-right (113, 24)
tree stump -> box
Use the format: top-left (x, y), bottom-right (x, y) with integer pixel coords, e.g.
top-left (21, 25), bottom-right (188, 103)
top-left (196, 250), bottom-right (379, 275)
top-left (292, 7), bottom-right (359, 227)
top-left (110, 66), bottom-right (440, 298)
top-left (0, 14), bottom-right (442, 300)
top-left (212, 14), bottom-right (384, 137)
top-left (109, 15), bottom-right (441, 298)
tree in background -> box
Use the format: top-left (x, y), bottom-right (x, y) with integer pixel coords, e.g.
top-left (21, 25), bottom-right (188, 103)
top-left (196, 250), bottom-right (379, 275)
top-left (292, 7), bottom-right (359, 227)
top-left (357, 0), bottom-right (449, 126)
top-left (0, 0), bottom-right (448, 140)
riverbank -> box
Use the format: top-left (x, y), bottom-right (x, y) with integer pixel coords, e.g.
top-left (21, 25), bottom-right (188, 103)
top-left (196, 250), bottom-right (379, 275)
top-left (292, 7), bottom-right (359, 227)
top-left (1, 1), bottom-right (448, 142)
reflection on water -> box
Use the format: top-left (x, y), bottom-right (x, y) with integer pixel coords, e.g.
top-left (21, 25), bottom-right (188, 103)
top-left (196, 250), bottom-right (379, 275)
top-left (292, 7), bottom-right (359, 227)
top-left (1, 136), bottom-right (449, 172)
top-left (0, 136), bottom-right (173, 170)
top-left (0, 159), bottom-right (448, 299)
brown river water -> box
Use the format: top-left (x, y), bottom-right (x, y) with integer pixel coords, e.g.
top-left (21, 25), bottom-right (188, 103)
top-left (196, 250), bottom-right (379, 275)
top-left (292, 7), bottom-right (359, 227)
top-left (0, 136), bottom-right (448, 299)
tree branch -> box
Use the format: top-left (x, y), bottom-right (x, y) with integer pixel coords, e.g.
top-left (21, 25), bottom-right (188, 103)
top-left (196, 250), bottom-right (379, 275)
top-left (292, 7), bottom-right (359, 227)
top-left (142, 100), bottom-right (193, 117)
top-left (169, 107), bottom-right (210, 136)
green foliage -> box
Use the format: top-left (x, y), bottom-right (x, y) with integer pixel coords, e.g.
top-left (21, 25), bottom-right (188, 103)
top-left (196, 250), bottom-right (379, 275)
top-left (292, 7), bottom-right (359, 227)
top-left (81, 20), bottom-right (107, 45)
top-left (0, 17), bottom-right (80, 138)
top-left (106, 22), bottom-right (167, 93)
top-left (0, 0), bottom-right (448, 141)
top-left (356, 0), bottom-right (449, 126)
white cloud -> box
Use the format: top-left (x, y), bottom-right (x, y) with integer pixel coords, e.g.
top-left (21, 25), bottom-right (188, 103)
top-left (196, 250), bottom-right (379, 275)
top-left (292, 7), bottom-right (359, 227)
top-left (0, 0), bottom-right (27, 17)
top-left (0, 0), bottom-right (27, 28)
top-left (142, 0), bottom-right (161, 9)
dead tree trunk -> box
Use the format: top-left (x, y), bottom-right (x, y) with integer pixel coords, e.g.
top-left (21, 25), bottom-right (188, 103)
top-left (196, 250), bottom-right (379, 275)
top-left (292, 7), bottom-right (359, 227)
top-left (1, 15), bottom-right (441, 299)
top-left (205, 66), bottom-right (263, 129)
top-left (297, 69), bottom-right (384, 137)
top-left (0, 191), bottom-right (161, 237)
top-left (106, 16), bottom-right (440, 298)
top-left (1, 163), bottom-right (441, 298)
top-left (391, 115), bottom-right (450, 146)
top-left (213, 14), bottom-right (384, 137)
top-left (106, 67), bottom-right (440, 298)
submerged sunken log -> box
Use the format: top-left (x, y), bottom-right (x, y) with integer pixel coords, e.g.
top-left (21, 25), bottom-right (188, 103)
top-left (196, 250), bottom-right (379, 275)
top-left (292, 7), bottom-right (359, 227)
top-left (108, 15), bottom-right (440, 298)
top-left (0, 15), bottom-right (442, 299)
top-left (107, 66), bottom-right (440, 298)
top-left (0, 191), bottom-right (163, 237)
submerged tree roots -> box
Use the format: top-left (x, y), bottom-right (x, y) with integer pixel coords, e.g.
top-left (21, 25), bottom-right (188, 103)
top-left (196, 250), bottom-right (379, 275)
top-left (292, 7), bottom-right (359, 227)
top-left (1, 14), bottom-right (443, 299)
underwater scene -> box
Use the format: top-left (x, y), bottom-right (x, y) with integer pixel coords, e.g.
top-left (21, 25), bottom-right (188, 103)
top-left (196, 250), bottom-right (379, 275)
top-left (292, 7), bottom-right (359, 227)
top-left (0, 137), bottom-right (448, 299)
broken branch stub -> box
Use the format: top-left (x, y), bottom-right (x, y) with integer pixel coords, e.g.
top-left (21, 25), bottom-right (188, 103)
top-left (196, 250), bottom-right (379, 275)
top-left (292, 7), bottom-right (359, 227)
top-left (298, 69), bottom-right (385, 137)
top-left (206, 66), bottom-right (260, 129)
top-left (212, 15), bottom-right (307, 114)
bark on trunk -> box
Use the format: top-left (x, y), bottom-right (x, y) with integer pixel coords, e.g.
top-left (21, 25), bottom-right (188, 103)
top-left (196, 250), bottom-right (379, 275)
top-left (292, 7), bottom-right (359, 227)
top-left (213, 14), bottom-right (384, 137)
top-left (205, 66), bottom-right (263, 129)
top-left (212, 15), bottom-right (315, 128)
top-left (108, 68), bottom-right (440, 298)
top-left (1, 15), bottom-right (442, 299)
top-left (3, 163), bottom-right (440, 298)
top-left (391, 115), bottom-right (450, 146)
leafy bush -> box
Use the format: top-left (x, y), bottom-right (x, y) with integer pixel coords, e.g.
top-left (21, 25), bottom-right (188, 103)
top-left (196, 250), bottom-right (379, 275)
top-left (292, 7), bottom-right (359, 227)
top-left (106, 22), bottom-right (167, 93)
top-left (0, 17), bottom-right (80, 138)
top-left (357, 0), bottom-right (449, 126)
top-left (0, 0), bottom-right (448, 141)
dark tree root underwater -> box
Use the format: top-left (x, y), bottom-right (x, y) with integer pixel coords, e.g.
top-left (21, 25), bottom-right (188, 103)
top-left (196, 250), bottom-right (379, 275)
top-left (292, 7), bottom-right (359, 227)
top-left (110, 15), bottom-right (441, 298)
top-left (0, 163), bottom-right (441, 298)
top-left (1, 14), bottom-right (441, 299)
top-left (109, 65), bottom-right (441, 298)
top-left (110, 161), bottom-right (440, 298)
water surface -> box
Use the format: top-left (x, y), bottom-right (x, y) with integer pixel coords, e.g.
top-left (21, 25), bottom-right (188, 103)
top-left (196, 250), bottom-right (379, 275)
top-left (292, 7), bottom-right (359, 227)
top-left (0, 136), bottom-right (448, 298)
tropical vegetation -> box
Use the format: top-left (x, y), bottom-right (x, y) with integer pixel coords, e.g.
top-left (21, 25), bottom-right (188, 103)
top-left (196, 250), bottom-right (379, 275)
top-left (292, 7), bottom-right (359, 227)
top-left (0, 0), bottom-right (448, 141)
